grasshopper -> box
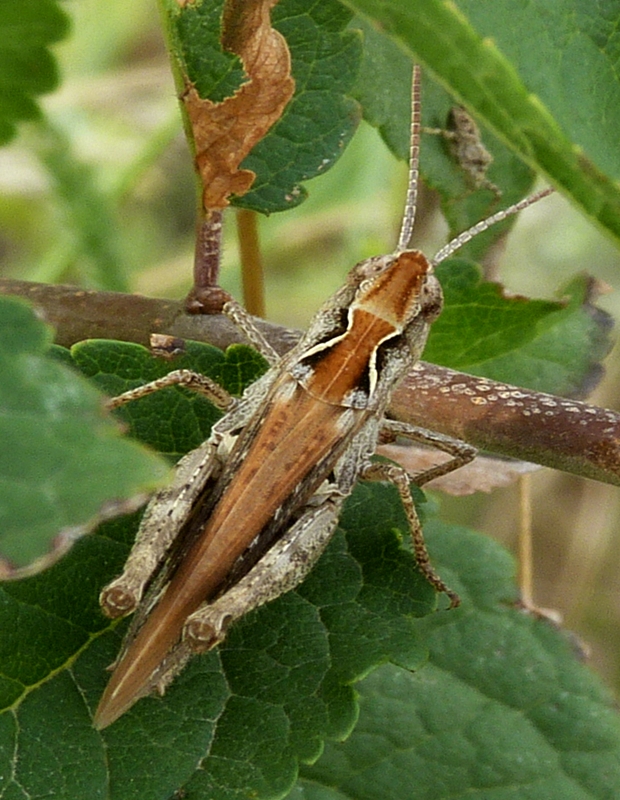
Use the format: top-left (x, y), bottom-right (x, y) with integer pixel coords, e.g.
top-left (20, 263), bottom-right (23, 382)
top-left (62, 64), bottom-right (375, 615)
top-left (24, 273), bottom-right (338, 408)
top-left (94, 66), bottom-right (552, 729)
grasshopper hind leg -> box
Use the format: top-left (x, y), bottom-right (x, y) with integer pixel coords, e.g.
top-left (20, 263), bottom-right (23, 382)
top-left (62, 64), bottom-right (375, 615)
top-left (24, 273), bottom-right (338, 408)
top-left (100, 442), bottom-right (222, 618)
top-left (181, 495), bottom-right (345, 652)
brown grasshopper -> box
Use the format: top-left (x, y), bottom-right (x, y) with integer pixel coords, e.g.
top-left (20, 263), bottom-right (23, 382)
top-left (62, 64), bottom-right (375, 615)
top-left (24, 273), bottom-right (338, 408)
top-left (93, 66), bottom-right (552, 729)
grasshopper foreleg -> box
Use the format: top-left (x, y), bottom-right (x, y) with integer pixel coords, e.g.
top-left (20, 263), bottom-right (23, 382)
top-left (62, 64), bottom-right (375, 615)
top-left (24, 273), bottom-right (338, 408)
top-left (106, 289), bottom-right (278, 416)
top-left (105, 369), bottom-right (236, 412)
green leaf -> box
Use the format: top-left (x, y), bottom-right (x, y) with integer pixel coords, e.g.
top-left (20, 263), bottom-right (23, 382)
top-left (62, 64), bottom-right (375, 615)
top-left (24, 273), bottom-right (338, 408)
top-left (1, 336), bottom-right (437, 799)
top-left (69, 338), bottom-right (268, 460)
top-left (296, 522), bottom-right (620, 800)
top-left (423, 261), bottom-right (613, 396)
top-left (0, 0), bottom-right (69, 144)
top-left (161, 0), bottom-right (363, 213)
top-left (0, 480), bottom-right (435, 800)
top-left (0, 297), bottom-right (169, 573)
top-left (351, 16), bottom-right (536, 260)
top-left (344, 0), bottom-right (620, 245)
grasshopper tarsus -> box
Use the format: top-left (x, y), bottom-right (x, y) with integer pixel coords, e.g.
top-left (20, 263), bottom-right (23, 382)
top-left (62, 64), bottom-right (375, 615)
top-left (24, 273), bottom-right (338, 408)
top-left (445, 589), bottom-right (461, 610)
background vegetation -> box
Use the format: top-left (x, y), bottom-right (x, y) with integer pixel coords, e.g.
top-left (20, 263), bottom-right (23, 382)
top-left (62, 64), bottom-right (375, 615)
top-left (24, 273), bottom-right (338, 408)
top-left (2, 1), bottom-right (620, 798)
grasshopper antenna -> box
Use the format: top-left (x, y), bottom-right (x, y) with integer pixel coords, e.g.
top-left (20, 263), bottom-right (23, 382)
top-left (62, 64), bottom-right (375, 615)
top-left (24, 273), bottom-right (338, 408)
top-left (397, 65), bottom-right (422, 252)
top-left (431, 186), bottom-right (554, 266)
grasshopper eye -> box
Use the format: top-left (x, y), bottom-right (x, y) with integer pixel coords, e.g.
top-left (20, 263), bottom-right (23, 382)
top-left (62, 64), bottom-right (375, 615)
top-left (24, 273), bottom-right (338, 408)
top-left (420, 272), bottom-right (443, 322)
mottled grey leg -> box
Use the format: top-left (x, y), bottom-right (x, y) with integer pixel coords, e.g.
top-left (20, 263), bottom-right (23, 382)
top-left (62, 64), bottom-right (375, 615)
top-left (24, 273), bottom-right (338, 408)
top-left (106, 369), bottom-right (235, 412)
top-left (100, 442), bottom-right (221, 618)
top-left (361, 458), bottom-right (460, 608)
top-left (183, 495), bottom-right (344, 651)
top-left (221, 296), bottom-right (280, 366)
top-left (380, 419), bottom-right (476, 486)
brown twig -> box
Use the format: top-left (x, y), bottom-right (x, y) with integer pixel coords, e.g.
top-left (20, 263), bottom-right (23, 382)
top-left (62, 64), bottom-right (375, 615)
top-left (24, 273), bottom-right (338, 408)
top-left (185, 210), bottom-right (230, 314)
top-left (391, 364), bottom-right (620, 487)
top-left (2, 277), bottom-right (620, 488)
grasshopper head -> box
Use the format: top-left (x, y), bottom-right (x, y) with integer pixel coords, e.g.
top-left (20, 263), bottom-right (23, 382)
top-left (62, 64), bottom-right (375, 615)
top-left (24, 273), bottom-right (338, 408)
top-left (350, 249), bottom-right (443, 333)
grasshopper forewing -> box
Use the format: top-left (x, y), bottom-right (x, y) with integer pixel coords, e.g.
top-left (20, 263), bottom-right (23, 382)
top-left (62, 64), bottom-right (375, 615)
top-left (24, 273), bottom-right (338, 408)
top-left (93, 66), bottom-right (553, 729)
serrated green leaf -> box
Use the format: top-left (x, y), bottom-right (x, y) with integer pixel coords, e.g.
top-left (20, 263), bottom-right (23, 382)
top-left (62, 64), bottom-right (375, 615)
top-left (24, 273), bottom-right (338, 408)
top-left (344, 0), bottom-right (620, 245)
top-left (0, 0), bottom-right (69, 144)
top-left (423, 261), bottom-right (613, 396)
top-left (296, 522), bottom-right (620, 800)
top-left (161, 0), bottom-right (362, 213)
top-left (351, 16), bottom-right (536, 261)
top-left (0, 480), bottom-right (435, 800)
top-left (0, 297), bottom-right (169, 573)
top-left (0, 335), bottom-right (438, 799)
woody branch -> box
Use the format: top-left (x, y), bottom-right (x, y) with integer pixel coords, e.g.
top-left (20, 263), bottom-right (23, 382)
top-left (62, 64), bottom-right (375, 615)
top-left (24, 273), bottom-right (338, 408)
top-left (2, 278), bottom-right (618, 488)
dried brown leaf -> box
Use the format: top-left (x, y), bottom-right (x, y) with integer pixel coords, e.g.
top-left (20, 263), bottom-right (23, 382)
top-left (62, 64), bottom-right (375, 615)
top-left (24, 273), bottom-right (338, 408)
top-left (183, 0), bottom-right (295, 210)
top-left (376, 442), bottom-right (540, 496)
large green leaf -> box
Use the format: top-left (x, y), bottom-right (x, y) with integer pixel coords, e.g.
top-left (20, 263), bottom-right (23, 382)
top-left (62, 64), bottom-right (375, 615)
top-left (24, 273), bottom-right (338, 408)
top-left (0, 297), bottom-right (169, 573)
top-left (295, 521), bottom-right (620, 800)
top-left (344, 0), bottom-right (620, 245)
top-left (0, 481), bottom-right (435, 800)
top-left (0, 0), bottom-right (69, 144)
top-left (3, 330), bottom-right (618, 797)
top-left (0, 335), bottom-right (431, 798)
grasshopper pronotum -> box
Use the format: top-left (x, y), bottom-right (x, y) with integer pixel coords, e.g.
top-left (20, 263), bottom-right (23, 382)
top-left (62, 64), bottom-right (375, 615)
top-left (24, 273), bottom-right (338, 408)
top-left (94, 67), bottom-right (552, 729)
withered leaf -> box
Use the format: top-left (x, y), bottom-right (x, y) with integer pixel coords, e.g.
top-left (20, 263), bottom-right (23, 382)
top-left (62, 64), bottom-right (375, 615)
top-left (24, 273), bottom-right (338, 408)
top-left (376, 442), bottom-right (540, 496)
top-left (183, 0), bottom-right (295, 210)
